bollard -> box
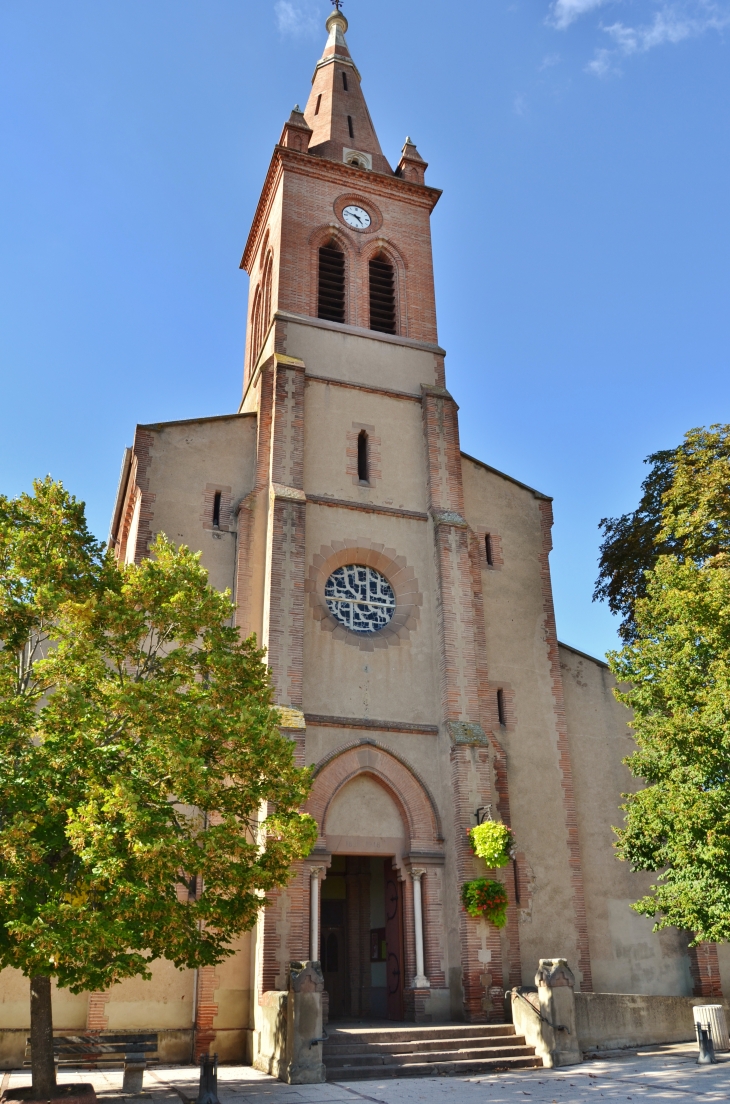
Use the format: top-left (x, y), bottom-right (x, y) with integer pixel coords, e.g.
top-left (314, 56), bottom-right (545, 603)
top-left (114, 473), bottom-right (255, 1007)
top-left (696, 1023), bottom-right (716, 1065)
top-left (197, 1053), bottom-right (221, 1104)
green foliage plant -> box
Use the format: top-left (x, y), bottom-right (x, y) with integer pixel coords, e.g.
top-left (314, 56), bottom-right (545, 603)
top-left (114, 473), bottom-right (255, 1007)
top-left (468, 820), bottom-right (513, 867)
top-left (594, 425), bottom-right (730, 642)
top-left (606, 426), bottom-right (730, 943)
top-left (460, 878), bottom-right (508, 927)
top-left (0, 480), bottom-right (317, 1096)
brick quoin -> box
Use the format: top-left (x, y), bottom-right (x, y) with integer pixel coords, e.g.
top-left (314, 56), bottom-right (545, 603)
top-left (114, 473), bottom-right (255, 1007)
top-left (539, 500), bottom-right (594, 992)
top-left (194, 966), bottom-right (221, 1058)
top-left (85, 992), bottom-right (111, 1032)
top-left (689, 943), bottom-right (724, 998)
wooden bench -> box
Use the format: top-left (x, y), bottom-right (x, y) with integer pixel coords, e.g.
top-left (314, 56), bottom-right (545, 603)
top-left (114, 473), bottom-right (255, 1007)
top-left (25, 1033), bottom-right (158, 1093)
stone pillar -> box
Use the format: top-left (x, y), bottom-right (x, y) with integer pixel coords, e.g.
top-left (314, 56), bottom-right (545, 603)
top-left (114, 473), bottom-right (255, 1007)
top-left (411, 869), bottom-right (429, 989)
top-left (524, 958), bottom-right (581, 1068)
top-left (282, 961), bottom-right (326, 1084)
top-left (309, 868), bottom-right (323, 962)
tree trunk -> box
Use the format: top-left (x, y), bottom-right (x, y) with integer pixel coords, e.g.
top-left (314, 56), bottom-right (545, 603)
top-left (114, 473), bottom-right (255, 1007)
top-left (30, 975), bottom-right (56, 1097)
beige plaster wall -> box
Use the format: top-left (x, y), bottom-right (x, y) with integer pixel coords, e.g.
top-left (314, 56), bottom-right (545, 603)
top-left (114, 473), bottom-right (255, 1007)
top-left (323, 773), bottom-right (407, 859)
top-left (302, 511), bottom-right (441, 724)
top-left (284, 319), bottom-right (440, 395)
top-left (0, 970), bottom-right (87, 1030)
top-left (103, 959), bottom-right (193, 1030)
top-left (461, 457), bottom-right (584, 987)
top-left (303, 379), bottom-right (429, 513)
top-left (560, 643), bottom-right (693, 996)
top-left (141, 413), bottom-right (257, 594)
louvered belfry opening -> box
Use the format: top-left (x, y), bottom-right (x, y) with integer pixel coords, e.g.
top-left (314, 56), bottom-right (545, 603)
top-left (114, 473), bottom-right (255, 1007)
top-left (318, 243), bottom-right (346, 324)
top-left (369, 254), bottom-right (396, 334)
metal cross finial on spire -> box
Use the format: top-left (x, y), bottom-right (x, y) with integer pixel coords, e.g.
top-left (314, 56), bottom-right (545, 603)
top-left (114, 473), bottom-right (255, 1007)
top-left (330, 0), bottom-right (344, 11)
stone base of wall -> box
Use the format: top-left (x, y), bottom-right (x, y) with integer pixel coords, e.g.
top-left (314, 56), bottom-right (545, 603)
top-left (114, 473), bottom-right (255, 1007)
top-left (575, 994), bottom-right (730, 1053)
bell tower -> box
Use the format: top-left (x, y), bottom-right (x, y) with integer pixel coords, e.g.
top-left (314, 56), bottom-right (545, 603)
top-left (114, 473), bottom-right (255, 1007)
top-left (237, 7), bottom-right (517, 1026)
top-left (239, 7), bottom-right (439, 395)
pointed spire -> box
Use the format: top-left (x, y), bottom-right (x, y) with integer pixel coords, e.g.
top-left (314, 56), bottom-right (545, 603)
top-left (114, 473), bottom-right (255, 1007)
top-left (302, 9), bottom-right (392, 174)
top-left (396, 137), bottom-right (428, 184)
top-left (279, 104), bottom-right (313, 152)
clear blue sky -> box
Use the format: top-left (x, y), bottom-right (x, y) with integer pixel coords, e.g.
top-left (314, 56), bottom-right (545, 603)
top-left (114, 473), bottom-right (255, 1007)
top-left (1, 0), bottom-right (728, 660)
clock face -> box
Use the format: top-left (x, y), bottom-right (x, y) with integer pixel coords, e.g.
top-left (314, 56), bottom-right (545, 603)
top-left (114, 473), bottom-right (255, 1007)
top-left (342, 205), bottom-right (371, 230)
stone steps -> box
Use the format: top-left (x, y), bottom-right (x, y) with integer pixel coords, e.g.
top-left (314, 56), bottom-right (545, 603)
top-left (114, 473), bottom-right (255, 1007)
top-left (323, 1023), bottom-right (542, 1080)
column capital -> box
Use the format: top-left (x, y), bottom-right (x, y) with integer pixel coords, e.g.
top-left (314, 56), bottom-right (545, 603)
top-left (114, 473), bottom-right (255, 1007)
top-left (411, 867), bottom-right (427, 881)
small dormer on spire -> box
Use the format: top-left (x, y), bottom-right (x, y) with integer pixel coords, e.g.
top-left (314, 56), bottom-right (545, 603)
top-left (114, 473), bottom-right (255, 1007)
top-left (396, 137), bottom-right (428, 185)
top-left (279, 105), bottom-right (313, 153)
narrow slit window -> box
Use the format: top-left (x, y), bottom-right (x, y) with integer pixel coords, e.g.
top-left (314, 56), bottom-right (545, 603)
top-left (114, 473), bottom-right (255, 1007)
top-left (318, 243), bottom-right (346, 324)
top-left (513, 859), bottom-right (520, 904)
top-left (357, 430), bottom-right (369, 482)
top-left (315, 93), bottom-right (322, 115)
top-left (347, 115), bottom-right (354, 139)
top-left (212, 491), bottom-right (222, 529)
top-left (342, 71), bottom-right (348, 91)
top-left (497, 688), bottom-right (506, 727)
top-left (485, 533), bottom-right (494, 566)
top-left (369, 254), bottom-right (396, 334)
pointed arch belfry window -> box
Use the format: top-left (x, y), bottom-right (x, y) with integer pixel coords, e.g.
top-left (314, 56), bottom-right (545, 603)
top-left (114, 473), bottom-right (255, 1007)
top-left (318, 241), bottom-right (346, 324)
top-left (262, 251), bottom-right (273, 327)
top-left (369, 253), bottom-right (396, 334)
top-left (251, 285), bottom-right (263, 367)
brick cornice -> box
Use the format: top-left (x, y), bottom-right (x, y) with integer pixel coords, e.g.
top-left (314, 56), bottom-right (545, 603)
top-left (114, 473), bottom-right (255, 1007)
top-left (279, 145), bottom-right (442, 208)
top-left (305, 714), bottom-right (438, 735)
top-left (241, 146), bottom-right (442, 272)
top-left (241, 154), bottom-right (285, 273)
top-left (306, 494), bottom-right (428, 521)
top-left (276, 310), bottom-right (446, 355)
top-left (305, 372), bottom-right (422, 403)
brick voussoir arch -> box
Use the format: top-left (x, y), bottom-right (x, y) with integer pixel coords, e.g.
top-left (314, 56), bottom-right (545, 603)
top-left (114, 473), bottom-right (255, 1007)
top-left (306, 538), bottom-right (423, 651)
top-left (309, 223), bottom-right (356, 322)
top-left (306, 738), bottom-right (444, 852)
top-left (363, 236), bottom-right (408, 337)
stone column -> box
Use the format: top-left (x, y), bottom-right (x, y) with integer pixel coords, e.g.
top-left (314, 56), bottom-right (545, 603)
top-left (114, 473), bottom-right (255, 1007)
top-left (411, 869), bottom-right (430, 989)
top-left (309, 868), bottom-right (323, 962)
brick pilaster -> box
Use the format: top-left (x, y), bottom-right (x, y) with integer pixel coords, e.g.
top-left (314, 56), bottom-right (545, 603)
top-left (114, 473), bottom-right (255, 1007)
top-left (538, 501), bottom-right (593, 992)
top-left (421, 384), bottom-right (505, 1020)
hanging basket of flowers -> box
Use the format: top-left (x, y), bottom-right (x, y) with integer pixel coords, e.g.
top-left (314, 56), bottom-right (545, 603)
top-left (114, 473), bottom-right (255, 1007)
top-left (468, 820), bottom-right (514, 868)
top-left (460, 878), bottom-right (509, 927)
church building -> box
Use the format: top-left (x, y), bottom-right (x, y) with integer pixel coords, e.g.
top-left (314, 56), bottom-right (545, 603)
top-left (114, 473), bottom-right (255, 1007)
top-left (2, 5), bottom-right (722, 1070)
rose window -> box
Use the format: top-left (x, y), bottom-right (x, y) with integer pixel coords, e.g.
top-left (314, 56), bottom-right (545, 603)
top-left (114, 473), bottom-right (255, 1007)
top-left (324, 564), bottom-right (396, 633)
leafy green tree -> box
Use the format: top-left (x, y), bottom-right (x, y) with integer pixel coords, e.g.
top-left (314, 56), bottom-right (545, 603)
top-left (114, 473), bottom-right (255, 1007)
top-left (595, 426), bottom-right (730, 641)
top-left (607, 426), bottom-right (730, 941)
top-left (0, 480), bottom-right (317, 1097)
top-left (594, 448), bottom-right (681, 642)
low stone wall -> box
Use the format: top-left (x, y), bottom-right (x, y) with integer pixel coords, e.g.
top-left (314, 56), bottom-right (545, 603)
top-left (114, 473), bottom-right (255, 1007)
top-left (575, 993), bottom-right (730, 1052)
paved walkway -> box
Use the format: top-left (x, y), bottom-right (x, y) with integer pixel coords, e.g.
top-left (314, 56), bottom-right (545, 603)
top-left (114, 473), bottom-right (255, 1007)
top-left (3, 1045), bottom-right (729, 1104)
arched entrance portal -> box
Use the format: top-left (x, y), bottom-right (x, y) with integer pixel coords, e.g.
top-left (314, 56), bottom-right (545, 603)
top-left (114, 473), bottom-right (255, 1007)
top-left (305, 740), bottom-right (445, 1021)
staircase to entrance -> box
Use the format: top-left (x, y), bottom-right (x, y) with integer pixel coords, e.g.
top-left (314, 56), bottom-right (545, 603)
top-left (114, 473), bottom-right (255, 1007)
top-left (323, 1022), bottom-right (543, 1079)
